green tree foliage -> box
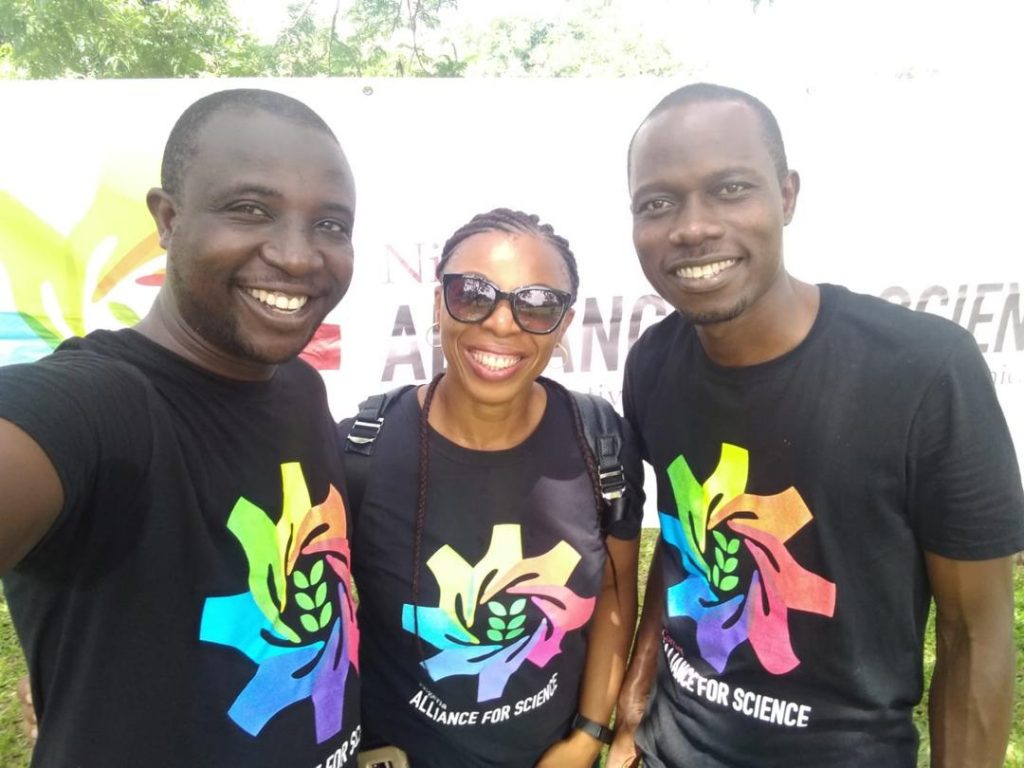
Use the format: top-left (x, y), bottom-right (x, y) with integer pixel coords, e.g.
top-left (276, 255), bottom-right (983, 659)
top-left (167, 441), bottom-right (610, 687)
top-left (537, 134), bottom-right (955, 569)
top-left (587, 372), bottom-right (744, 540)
top-left (261, 0), bottom-right (680, 77)
top-left (0, 0), bottom-right (266, 78)
top-left (0, 0), bottom-right (694, 79)
top-left (257, 0), bottom-right (464, 77)
top-left (342, 0), bottom-right (464, 76)
top-left (456, 5), bottom-right (682, 77)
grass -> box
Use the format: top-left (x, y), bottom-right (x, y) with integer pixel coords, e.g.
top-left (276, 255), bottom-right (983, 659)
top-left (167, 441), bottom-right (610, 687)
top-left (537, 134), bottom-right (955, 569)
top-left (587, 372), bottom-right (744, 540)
top-left (0, 594), bottom-right (29, 766)
top-left (1, 535), bottom-right (1022, 766)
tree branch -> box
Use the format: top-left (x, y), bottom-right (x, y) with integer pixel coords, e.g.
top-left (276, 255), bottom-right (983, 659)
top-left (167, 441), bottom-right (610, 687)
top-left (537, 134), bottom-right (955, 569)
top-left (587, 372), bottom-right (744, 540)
top-left (407, 0), bottom-right (430, 74)
top-left (285, 0), bottom-right (317, 37)
top-left (327, 0), bottom-right (341, 72)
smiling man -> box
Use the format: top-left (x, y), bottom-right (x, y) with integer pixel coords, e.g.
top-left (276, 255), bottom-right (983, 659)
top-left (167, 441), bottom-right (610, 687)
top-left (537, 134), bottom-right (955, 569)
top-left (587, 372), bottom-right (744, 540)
top-left (608, 83), bottom-right (1024, 768)
top-left (0, 90), bottom-right (362, 767)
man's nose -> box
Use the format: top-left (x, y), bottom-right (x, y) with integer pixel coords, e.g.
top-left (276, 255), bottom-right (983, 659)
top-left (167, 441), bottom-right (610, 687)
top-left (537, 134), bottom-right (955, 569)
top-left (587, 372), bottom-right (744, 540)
top-left (668, 198), bottom-right (725, 247)
top-left (262, 221), bottom-right (321, 275)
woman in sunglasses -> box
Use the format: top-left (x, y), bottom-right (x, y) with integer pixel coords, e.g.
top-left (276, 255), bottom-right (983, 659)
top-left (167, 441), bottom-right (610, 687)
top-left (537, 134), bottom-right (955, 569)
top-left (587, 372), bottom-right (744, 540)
top-left (350, 209), bottom-right (644, 767)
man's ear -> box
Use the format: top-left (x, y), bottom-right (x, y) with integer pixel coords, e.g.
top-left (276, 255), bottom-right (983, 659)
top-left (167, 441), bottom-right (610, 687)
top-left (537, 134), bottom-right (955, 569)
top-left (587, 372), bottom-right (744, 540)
top-left (146, 188), bottom-right (177, 250)
top-left (781, 170), bottom-right (801, 225)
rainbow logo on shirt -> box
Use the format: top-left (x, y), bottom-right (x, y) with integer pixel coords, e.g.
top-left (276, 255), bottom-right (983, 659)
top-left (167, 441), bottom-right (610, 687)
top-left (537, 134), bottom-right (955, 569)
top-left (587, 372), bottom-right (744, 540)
top-left (402, 523), bottom-right (595, 702)
top-left (199, 462), bottom-right (359, 742)
top-left (660, 443), bottom-right (836, 675)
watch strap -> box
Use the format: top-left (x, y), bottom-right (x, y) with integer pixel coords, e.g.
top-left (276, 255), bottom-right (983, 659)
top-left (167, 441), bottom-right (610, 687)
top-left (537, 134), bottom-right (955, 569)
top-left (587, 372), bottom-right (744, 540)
top-left (571, 713), bottom-right (614, 745)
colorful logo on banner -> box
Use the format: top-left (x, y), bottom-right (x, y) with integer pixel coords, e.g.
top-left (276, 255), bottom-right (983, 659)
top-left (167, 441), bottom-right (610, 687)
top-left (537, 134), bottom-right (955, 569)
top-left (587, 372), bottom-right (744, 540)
top-left (402, 523), bottom-right (594, 702)
top-left (0, 182), bottom-right (164, 364)
top-left (199, 462), bottom-right (359, 742)
top-left (0, 180), bottom-right (341, 369)
top-left (660, 443), bottom-right (836, 675)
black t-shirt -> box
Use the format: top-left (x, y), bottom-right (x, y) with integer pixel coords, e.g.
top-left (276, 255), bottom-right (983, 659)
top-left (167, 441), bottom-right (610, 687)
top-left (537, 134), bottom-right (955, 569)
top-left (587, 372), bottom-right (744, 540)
top-left (351, 381), bottom-right (642, 768)
top-left (0, 330), bottom-right (361, 768)
top-left (623, 285), bottom-right (1024, 768)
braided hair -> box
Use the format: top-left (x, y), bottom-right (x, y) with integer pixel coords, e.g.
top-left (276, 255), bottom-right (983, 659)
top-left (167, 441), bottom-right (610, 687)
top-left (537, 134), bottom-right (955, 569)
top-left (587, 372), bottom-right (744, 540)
top-left (410, 210), bottom-right (618, 663)
top-left (435, 208), bottom-right (580, 300)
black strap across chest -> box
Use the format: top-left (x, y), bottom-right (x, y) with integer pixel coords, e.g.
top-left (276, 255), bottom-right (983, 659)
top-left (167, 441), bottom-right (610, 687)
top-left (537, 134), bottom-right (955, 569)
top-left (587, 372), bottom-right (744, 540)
top-left (339, 381), bottom-right (627, 534)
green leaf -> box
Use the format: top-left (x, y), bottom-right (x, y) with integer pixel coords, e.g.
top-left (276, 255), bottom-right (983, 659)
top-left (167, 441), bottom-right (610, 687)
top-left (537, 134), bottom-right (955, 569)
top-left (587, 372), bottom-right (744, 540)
top-left (319, 602), bottom-right (333, 629)
top-left (712, 564), bottom-right (721, 586)
top-left (714, 547), bottom-right (727, 570)
top-left (727, 538), bottom-right (741, 554)
top-left (314, 582), bottom-right (328, 607)
top-left (507, 615), bottom-right (526, 630)
top-left (488, 601), bottom-right (507, 616)
top-left (486, 629), bottom-right (504, 642)
top-left (108, 302), bottom-right (140, 327)
top-left (509, 598), bottom-right (527, 615)
top-left (712, 530), bottom-right (729, 550)
top-left (665, 456), bottom-right (709, 579)
top-left (293, 570), bottom-right (309, 589)
top-left (505, 627), bottom-right (524, 641)
top-left (295, 592), bottom-right (315, 611)
top-left (300, 613), bottom-right (319, 633)
top-left (719, 575), bottom-right (739, 592)
top-left (723, 557), bottom-right (738, 574)
top-left (310, 559), bottom-right (325, 585)
top-left (488, 617), bottom-right (506, 630)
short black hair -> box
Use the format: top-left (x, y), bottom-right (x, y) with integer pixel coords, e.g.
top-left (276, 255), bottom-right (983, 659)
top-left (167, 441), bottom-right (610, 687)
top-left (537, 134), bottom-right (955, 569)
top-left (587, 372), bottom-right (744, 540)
top-left (160, 88), bottom-right (339, 198)
top-left (628, 82), bottom-right (788, 180)
top-left (435, 208), bottom-right (579, 299)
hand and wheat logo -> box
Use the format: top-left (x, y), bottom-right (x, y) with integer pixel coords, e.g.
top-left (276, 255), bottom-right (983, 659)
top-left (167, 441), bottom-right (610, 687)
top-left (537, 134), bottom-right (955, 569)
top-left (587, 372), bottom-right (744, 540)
top-left (661, 444), bottom-right (836, 675)
top-left (402, 523), bottom-right (594, 702)
top-left (200, 463), bottom-right (359, 742)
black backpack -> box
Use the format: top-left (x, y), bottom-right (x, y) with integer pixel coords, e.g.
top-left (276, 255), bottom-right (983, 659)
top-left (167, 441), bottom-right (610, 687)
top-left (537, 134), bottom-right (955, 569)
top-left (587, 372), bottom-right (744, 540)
top-left (340, 380), bottom-right (629, 535)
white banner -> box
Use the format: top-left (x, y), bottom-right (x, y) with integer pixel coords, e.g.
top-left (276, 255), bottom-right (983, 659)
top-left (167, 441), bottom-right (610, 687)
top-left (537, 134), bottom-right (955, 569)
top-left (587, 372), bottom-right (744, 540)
top-left (1, 78), bottom-right (1021, 490)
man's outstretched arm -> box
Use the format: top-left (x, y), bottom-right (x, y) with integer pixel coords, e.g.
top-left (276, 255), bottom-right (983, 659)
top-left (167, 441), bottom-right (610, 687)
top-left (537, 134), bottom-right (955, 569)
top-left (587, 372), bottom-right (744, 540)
top-left (0, 418), bottom-right (63, 575)
top-left (925, 552), bottom-right (1016, 768)
top-left (606, 540), bottom-right (664, 768)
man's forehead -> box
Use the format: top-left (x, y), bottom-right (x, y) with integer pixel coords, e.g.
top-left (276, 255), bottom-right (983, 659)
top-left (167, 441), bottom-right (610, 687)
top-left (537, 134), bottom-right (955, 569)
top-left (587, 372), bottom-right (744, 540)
top-left (182, 107), bottom-right (350, 190)
top-left (199, 112), bottom-right (345, 182)
top-left (631, 100), bottom-right (769, 179)
top-left (193, 106), bottom-right (335, 153)
top-left (641, 100), bottom-right (760, 147)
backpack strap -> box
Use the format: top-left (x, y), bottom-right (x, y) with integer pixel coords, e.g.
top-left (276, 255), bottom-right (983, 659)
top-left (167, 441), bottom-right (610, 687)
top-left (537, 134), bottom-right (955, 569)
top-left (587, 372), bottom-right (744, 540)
top-left (568, 390), bottom-right (629, 535)
top-left (340, 384), bottom-right (415, 516)
top-left (340, 381), bottom-right (634, 536)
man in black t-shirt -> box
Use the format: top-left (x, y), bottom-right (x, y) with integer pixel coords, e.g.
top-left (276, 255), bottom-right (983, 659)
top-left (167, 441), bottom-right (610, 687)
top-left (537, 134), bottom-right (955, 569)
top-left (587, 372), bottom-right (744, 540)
top-left (0, 90), bottom-right (362, 767)
top-left (608, 83), bottom-right (1024, 768)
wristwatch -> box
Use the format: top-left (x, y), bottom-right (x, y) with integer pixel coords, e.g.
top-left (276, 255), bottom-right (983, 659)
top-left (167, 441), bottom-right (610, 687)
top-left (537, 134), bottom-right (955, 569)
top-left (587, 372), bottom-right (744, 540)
top-left (572, 713), bottom-right (615, 745)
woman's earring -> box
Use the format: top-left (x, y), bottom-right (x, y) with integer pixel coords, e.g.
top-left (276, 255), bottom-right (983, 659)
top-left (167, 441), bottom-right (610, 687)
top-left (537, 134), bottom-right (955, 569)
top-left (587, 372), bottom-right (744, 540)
top-left (547, 341), bottom-right (570, 371)
top-left (425, 321), bottom-right (442, 349)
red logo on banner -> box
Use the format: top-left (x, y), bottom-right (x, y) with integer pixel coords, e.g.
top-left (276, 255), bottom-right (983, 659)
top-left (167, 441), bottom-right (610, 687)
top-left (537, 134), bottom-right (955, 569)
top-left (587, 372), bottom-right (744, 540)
top-left (135, 272), bottom-right (165, 287)
top-left (300, 324), bottom-right (342, 370)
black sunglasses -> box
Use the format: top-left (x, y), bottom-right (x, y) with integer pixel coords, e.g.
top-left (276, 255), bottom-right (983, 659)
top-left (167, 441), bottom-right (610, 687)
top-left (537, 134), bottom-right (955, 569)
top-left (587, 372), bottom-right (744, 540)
top-left (441, 273), bottom-right (574, 335)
